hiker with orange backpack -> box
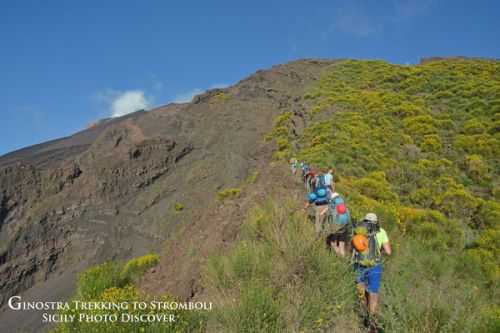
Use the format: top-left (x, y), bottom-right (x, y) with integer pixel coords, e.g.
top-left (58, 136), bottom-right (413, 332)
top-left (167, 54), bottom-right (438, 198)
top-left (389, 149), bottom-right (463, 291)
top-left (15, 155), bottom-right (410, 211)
top-left (325, 192), bottom-right (351, 256)
top-left (351, 213), bottom-right (392, 317)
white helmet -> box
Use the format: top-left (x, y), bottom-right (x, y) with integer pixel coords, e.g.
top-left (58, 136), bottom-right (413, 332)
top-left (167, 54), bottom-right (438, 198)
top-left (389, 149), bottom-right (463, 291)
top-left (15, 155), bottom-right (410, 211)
top-left (364, 213), bottom-right (378, 223)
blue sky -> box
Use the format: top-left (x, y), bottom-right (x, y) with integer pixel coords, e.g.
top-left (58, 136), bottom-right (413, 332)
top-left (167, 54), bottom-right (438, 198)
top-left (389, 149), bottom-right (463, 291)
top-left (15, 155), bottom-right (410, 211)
top-left (1, 0), bottom-right (499, 155)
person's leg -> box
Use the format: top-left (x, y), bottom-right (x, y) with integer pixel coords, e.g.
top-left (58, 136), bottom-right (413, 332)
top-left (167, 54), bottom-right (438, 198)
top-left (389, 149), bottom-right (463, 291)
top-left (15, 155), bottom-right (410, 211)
top-left (318, 205), bottom-right (328, 233)
top-left (368, 293), bottom-right (379, 314)
top-left (336, 226), bottom-right (348, 257)
top-left (314, 205), bottom-right (322, 234)
top-left (319, 205), bottom-right (329, 224)
top-left (355, 265), bottom-right (369, 308)
top-left (366, 265), bottom-right (383, 314)
top-left (338, 241), bottom-right (346, 257)
top-left (331, 233), bottom-right (341, 255)
top-left (330, 230), bottom-right (342, 255)
top-left (326, 234), bottom-right (335, 250)
top-left (357, 283), bottom-right (368, 309)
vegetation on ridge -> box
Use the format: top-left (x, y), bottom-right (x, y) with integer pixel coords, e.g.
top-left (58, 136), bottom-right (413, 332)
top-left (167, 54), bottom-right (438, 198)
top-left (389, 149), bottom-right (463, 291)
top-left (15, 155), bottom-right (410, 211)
top-left (262, 58), bottom-right (500, 332)
top-left (51, 254), bottom-right (206, 333)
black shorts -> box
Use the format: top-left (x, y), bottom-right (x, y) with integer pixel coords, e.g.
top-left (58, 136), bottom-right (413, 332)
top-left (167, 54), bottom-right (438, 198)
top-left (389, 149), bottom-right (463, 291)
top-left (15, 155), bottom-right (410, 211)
top-left (326, 226), bottom-right (349, 245)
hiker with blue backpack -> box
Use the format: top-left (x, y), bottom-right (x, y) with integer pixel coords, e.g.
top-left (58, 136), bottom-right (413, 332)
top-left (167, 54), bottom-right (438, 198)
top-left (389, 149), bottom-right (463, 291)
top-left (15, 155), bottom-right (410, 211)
top-left (325, 192), bottom-right (351, 256)
top-left (304, 176), bottom-right (331, 234)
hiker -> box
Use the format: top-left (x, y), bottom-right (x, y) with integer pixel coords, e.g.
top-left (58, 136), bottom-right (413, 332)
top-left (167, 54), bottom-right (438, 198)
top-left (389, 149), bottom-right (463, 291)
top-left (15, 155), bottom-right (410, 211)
top-left (304, 181), bottom-right (331, 234)
top-left (314, 170), bottom-right (327, 189)
top-left (324, 168), bottom-right (335, 192)
top-left (289, 157), bottom-right (298, 175)
top-left (304, 168), bottom-right (317, 193)
top-left (351, 213), bottom-right (392, 316)
top-left (301, 162), bottom-right (310, 182)
top-left (325, 192), bottom-right (351, 257)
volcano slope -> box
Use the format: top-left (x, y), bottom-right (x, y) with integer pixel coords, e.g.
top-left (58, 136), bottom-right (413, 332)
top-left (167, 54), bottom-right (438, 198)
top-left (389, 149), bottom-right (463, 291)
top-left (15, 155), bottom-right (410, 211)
top-left (0, 59), bottom-right (332, 332)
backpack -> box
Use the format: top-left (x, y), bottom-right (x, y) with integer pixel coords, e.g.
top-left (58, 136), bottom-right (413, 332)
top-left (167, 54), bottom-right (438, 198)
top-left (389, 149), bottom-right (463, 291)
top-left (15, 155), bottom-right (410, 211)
top-left (337, 209), bottom-right (350, 225)
top-left (332, 196), bottom-right (346, 214)
top-left (336, 203), bottom-right (346, 214)
top-left (314, 186), bottom-right (329, 204)
top-left (328, 201), bottom-right (350, 225)
top-left (316, 174), bottom-right (326, 188)
top-left (352, 220), bottom-right (382, 267)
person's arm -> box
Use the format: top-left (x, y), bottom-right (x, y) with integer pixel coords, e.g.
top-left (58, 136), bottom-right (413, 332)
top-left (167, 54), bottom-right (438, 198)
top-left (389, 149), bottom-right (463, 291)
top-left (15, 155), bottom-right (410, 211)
top-left (378, 229), bottom-right (392, 255)
top-left (383, 241), bottom-right (392, 255)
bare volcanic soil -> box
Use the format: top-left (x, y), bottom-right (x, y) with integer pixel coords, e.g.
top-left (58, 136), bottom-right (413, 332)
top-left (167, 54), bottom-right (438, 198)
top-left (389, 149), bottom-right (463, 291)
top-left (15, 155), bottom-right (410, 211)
top-left (0, 59), bottom-right (336, 332)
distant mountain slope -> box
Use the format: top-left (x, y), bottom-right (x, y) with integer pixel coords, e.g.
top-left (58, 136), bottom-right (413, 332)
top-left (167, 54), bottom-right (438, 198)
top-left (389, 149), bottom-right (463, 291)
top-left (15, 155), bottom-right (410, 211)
top-left (0, 111), bottom-right (147, 169)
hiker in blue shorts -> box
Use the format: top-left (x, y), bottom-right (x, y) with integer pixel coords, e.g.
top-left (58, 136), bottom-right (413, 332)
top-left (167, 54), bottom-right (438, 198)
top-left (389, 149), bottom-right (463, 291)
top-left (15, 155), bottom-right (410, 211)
top-left (351, 213), bottom-right (392, 315)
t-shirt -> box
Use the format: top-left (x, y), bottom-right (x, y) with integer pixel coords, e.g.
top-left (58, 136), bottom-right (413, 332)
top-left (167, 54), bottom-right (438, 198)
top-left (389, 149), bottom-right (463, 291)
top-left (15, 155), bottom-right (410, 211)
top-left (324, 173), bottom-right (333, 186)
top-left (375, 228), bottom-right (389, 250)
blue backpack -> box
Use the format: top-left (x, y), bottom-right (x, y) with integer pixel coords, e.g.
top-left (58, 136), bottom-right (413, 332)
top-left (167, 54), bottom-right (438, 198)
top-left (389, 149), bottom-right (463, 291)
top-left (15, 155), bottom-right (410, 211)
top-left (337, 209), bottom-right (351, 225)
top-left (314, 186), bottom-right (329, 204)
top-left (330, 196), bottom-right (350, 225)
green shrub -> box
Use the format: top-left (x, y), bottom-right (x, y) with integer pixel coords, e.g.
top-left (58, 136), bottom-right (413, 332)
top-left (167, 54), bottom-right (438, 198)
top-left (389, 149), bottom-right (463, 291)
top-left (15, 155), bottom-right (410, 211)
top-left (210, 91), bottom-right (231, 103)
top-left (217, 188), bottom-right (241, 200)
top-left (435, 187), bottom-right (480, 221)
top-left (245, 170), bottom-right (259, 184)
top-left (465, 154), bottom-right (490, 181)
top-left (420, 134), bottom-right (442, 152)
top-left (351, 172), bottom-right (399, 202)
top-left (476, 200), bottom-right (500, 228)
top-left (380, 237), bottom-right (493, 333)
top-left (120, 253), bottom-right (160, 285)
top-left (174, 202), bottom-right (185, 212)
top-left (53, 286), bottom-right (205, 333)
top-left (77, 262), bottom-right (122, 299)
top-left (52, 253), bottom-right (205, 333)
top-left (234, 283), bottom-right (284, 333)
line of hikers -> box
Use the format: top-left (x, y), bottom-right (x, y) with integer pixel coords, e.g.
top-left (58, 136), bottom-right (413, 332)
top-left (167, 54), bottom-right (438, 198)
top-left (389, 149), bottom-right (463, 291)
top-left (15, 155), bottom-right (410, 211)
top-left (290, 158), bottom-right (392, 320)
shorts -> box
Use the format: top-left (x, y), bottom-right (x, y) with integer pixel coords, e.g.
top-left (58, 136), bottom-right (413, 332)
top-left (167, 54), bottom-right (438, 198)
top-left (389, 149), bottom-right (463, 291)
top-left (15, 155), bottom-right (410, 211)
top-left (354, 264), bottom-right (383, 294)
top-left (326, 224), bottom-right (349, 243)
